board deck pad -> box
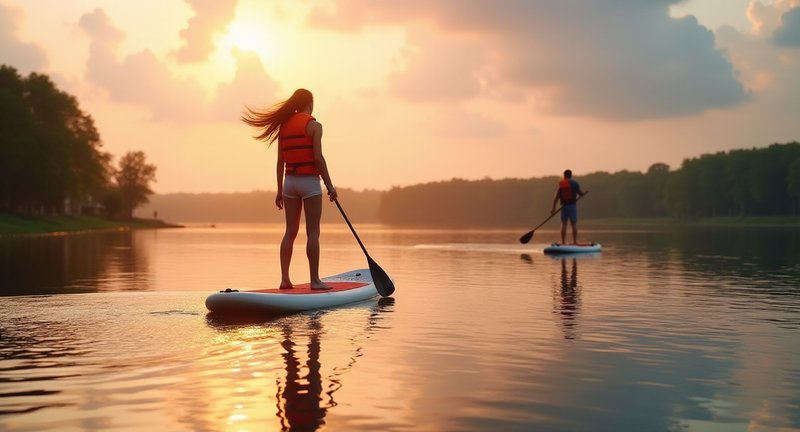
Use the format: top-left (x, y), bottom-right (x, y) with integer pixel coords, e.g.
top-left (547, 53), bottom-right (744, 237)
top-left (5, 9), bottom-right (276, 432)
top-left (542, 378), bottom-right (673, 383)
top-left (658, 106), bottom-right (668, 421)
top-left (247, 281), bottom-right (368, 294)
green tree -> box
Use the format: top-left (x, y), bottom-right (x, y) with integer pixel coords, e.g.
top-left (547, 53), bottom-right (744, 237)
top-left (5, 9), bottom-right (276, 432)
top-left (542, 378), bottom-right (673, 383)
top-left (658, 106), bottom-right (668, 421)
top-left (0, 65), bottom-right (111, 214)
top-left (101, 188), bottom-right (124, 218)
top-left (115, 151), bottom-right (157, 218)
top-left (645, 163), bottom-right (670, 216)
top-left (724, 149), bottom-right (753, 216)
top-left (788, 158), bottom-right (800, 216)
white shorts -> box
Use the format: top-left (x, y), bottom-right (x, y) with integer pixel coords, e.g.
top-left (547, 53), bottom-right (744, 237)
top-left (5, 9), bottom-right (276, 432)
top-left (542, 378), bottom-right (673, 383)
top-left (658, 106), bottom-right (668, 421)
top-left (282, 174), bottom-right (322, 199)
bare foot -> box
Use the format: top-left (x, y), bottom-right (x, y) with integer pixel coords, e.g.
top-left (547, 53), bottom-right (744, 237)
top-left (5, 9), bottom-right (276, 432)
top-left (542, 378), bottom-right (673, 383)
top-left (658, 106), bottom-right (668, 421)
top-left (310, 281), bottom-right (332, 290)
top-left (279, 281), bottom-right (293, 290)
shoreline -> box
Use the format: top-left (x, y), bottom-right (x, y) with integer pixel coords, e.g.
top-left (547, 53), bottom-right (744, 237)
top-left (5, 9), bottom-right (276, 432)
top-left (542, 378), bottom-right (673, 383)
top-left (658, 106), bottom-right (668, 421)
top-left (2, 213), bottom-right (798, 235)
top-left (0, 213), bottom-right (183, 236)
top-left (579, 216), bottom-right (800, 229)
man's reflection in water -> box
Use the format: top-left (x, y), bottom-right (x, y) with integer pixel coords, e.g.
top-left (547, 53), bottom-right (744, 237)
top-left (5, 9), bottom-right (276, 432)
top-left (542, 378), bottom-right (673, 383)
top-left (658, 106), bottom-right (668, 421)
top-left (556, 257), bottom-right (580, 340)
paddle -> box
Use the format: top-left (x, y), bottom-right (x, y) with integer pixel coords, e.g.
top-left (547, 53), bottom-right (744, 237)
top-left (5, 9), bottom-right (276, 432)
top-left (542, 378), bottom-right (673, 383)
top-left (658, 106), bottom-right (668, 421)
top-left (334, 198), bottom-right (395, 297)
top-left (519, 191), bottom-right (588, 244)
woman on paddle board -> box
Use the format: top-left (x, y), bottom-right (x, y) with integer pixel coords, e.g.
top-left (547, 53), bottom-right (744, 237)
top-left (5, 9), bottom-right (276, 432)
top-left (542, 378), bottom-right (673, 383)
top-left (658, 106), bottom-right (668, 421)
top-left (551, 169), bottom-right (586, 245)
top-left (242, 89), bottom-right (337, 290)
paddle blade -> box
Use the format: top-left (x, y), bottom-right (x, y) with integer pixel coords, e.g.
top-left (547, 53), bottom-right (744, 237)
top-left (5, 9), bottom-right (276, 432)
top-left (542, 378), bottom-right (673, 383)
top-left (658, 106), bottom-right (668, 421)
top-left (519, 230), bottom-right (534, 244)
top-left (368, 256), bottom-right (395, 297)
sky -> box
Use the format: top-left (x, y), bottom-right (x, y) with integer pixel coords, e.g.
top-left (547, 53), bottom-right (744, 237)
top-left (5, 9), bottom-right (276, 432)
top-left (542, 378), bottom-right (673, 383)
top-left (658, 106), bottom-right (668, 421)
top-left (1, 0), bottom-right (799, 193)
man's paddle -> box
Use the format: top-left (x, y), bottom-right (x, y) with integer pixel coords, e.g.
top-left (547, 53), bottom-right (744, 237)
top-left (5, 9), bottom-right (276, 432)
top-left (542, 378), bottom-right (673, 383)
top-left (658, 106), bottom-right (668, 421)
top-left (334, 198), bottom-right (395, 297)
top-left (519, 191), bottom-right (588, 244)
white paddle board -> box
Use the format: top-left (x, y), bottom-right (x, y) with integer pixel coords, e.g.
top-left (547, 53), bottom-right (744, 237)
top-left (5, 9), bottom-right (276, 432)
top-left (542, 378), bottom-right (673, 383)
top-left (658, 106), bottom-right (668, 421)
top-left (543, 243), bottom-right (603, 254)
top-left (206, 269), bottom-right (378, 314)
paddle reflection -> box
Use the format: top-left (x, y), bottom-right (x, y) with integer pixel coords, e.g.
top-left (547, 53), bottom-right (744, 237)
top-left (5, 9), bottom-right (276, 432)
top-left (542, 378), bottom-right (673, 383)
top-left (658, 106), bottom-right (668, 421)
top-left (555, 257), bottom-right (581, 340)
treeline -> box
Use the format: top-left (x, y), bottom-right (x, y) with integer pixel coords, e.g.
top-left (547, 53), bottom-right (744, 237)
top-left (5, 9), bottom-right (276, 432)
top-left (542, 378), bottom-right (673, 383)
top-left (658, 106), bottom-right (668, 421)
top-left (137, 142), bottom-right (800, 227)
top-left (1, 65), bottom-right (156, 217)
top-left (136, 189), bottom-right (382, 224)
top-left (667, 143), bottom-right (800, 217)
top-left (378, 142), bottom-right (800, 226)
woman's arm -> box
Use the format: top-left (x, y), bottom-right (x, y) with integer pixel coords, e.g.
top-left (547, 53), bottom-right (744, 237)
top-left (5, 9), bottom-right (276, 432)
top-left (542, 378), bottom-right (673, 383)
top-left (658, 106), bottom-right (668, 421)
top-left (308, 120), bottom-right (337, 201)
top-left (275, 148), bottom-right (285, 209)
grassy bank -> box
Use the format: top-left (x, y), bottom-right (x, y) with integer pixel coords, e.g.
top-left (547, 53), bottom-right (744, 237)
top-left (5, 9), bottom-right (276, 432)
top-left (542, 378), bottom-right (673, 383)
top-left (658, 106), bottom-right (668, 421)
top-left (0, 213), bottom-right (182, 235)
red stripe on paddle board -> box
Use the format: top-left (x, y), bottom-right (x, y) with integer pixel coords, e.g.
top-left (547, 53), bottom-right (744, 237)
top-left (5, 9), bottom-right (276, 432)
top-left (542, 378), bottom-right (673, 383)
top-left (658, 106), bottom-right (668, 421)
top-left (248, 281), bottom-right (369, 294)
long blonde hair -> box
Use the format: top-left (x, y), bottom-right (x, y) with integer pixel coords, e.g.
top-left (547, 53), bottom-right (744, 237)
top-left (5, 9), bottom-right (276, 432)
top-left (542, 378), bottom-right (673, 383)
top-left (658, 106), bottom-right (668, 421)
top-left (241, 88), bottom-right (313, 144)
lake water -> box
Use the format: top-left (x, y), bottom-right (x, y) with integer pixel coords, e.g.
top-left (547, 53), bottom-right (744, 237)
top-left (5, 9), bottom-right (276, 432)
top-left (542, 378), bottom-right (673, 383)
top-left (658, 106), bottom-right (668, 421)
top-left (1, 223), bottom-right (799, 431)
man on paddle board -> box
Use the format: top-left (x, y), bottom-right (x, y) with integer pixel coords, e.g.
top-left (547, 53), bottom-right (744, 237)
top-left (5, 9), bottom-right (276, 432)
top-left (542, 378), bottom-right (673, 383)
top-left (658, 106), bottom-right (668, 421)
top-left (242, 89), bottom-right (337, 290)
top-left (551, 169), bottom-right (586, 245)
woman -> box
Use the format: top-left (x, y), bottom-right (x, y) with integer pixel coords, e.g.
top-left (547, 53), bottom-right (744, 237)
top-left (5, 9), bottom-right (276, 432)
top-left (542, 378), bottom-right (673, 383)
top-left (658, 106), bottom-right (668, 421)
top-left (242, 89), bottom-right (337, 290)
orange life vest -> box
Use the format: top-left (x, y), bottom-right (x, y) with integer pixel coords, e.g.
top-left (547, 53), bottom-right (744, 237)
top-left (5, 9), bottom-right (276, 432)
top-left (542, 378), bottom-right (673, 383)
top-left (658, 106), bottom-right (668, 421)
top-left (278, 113), bottom-right (320, 176)
top-left (558, 179), bottom-right (577, 205)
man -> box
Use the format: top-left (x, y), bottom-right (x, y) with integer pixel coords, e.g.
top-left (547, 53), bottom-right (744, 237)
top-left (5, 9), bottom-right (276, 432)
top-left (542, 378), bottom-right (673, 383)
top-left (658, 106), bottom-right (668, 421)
top-left (551, 169), bottom-right (587, 244)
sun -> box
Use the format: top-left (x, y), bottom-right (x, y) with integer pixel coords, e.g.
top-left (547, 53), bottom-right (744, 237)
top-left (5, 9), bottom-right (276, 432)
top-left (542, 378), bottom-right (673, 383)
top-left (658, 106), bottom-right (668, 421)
top-left (221, 19), bottom-right (271, 54)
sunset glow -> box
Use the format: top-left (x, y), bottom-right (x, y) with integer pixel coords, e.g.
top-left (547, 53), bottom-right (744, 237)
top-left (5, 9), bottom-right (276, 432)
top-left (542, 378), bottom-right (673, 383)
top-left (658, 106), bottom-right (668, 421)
top-left (1, 0), bottom-right (798, 193)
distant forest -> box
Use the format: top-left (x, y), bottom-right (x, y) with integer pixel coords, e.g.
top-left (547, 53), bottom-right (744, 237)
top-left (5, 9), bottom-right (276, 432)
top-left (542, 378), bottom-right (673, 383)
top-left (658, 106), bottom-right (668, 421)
top-left (379, 142), bottom-right (800, 226)
top-left (137, 189), bottom-right (383, 224)
top-left (140, 142), bottom-right (800, 227)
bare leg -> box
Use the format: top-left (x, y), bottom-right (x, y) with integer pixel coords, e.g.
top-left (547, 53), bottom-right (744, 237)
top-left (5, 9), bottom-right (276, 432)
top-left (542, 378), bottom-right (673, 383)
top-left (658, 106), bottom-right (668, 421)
top-left (280, 197), bottom-right (302, 289)
top-left (560, 220), bottom-right (567, 245)
top-left (303, 194), bottom-right (331, 290)
top-left (571, 221), bottom-right (578, 244)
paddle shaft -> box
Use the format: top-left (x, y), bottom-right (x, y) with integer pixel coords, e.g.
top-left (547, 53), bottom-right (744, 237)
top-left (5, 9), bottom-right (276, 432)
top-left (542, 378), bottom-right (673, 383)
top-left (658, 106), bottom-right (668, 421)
top-left (334, 198), bottom-right (395, 297)
top-left (532, 205), bottom-right (562, 232)
top-left (334, 199), bottom-right (369, 257)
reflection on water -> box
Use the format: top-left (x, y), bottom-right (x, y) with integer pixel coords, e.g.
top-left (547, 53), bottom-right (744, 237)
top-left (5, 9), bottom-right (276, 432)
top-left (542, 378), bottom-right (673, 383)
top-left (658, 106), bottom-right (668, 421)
top-left (0, 293), bottom-right (394, 431)
top-left (200, 297), bottom-right (395, 432)
top-left (0, 230), bottom-right (151, 295)
top-left (278, 316), bottom-right (328, 430)
top-left (556, 258), bottom-right (580, 340)
top-left (522, 253), bottom-right (588, 340)
top-left (1, 225), bottom-right (799, 431)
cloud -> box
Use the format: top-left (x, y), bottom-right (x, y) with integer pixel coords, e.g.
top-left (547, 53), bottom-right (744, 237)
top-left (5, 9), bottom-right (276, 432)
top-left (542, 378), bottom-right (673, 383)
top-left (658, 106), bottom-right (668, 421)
top-left (420, 105), bottom-right (507, 139)
top-left (173, 0), bottom-right (239, 63)
top-left (77, 6), bottom-right (124, 49)
top-left (508, 11), bottom-right (748, 121)
top-left (0, 3), bottom-right (46, 72)
top-left (79, 8), bottom-right (207, 121)
top-left (388, 28), bottom-right (485, 102)
top-left (210, 49), bottom-right (278, 121)
top-left (309, 0), bottom-right (748, 121)
top-left (78, 8), bottom-right (276, 123)
top-left (717, 5), bottom-right (800, 115)
top-left (772, 6), bottom-right (800, 46)
top-left (741, 1), bottom-right (800, 114)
